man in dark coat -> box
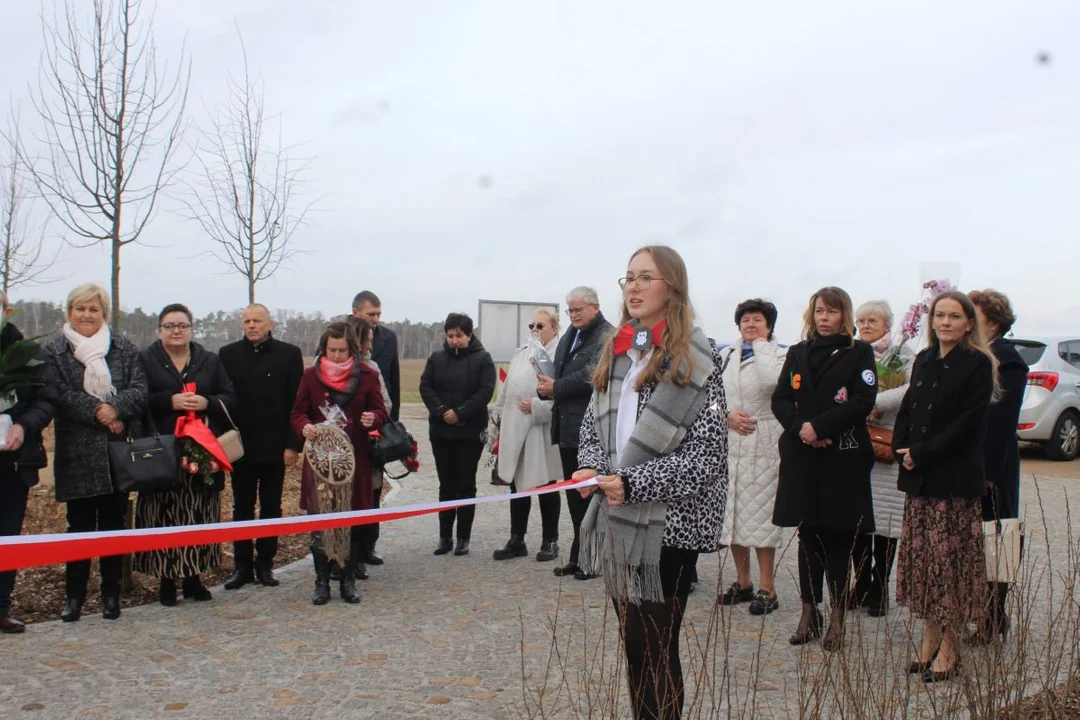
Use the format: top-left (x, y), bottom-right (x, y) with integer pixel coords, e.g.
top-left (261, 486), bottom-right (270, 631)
top-left (0, 312), bottom-right (58, 633)
top-left (352, 290), bottom-right (400, 567)
top-left (218, 304), bottom-right (304, 589)
top-left (536, 286), bottom-right (613, 580)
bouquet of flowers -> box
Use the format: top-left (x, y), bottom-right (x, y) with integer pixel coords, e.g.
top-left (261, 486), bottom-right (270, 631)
top-left (527, 333), bottom-right (556, 378)
top-left (876, 279), bottom-right (954, 390)
top-left (174, 382), bottom-right (234, 487)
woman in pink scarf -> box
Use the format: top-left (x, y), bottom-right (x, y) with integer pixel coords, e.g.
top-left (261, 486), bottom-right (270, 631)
top-left (291, 322), bottom-right (388, 605)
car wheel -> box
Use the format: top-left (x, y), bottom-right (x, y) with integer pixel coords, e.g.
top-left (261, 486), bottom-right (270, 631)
top-left (1044, 411), bottom-right (1080, 461)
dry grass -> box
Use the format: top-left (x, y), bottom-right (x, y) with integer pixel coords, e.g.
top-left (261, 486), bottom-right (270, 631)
top-left (517, 481), bottom-right (1080, 719)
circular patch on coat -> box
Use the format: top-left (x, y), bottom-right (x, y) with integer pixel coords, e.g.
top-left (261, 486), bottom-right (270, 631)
top-left (862, 369), bottom-right (876, 386)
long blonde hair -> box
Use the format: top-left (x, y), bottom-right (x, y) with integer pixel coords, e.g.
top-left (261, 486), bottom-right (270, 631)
top-left (593, 245), bottom-right (697, 393)
top-left (925, 290), bottom-right (1001, 399)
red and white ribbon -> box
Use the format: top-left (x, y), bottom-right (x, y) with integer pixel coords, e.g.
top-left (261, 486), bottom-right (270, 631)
top-left (0, 478), bottom-right (598, 572)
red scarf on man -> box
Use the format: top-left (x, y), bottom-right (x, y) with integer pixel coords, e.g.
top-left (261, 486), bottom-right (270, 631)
top-left (319, 356), bottom-right (355, 391)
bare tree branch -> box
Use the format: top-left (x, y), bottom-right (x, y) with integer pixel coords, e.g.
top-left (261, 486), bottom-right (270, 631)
top-left (0, 116), bottom-right (63, 295)
top-left (21, 0), bottom-right (189, 330)
top-left (180, 27), bottom-right (315, 305)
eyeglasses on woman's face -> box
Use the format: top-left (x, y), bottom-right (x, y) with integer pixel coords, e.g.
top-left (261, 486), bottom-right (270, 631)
top-left (527, 322), bottom-right (546, 331)
top-left (618, 274), bottom-right (665, 290)
top-left (161, 322), bottom-right (191, 332)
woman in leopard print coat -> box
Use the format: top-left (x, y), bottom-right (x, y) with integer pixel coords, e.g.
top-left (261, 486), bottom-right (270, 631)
top-left (574, 245), bottom-right (729, 720)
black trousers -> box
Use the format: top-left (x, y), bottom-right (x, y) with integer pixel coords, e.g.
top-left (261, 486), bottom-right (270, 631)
top-left (560, 447), bottom-right (590, 565)
top-left (508, 480), bottom-right (561, 540)
top-left (0, 476), bottom-right (29, 612)
top-left (614, 547), bottom-right (698, 720)
top-left (231, 461), bottom-right (285, 569)
top-left (431, 439), bottom-right (483, 540)
top-left (852, 534), bottom-right (898, 602)
top-left (361, 479), bottom-right (382, 554)
top-left (798, 527), bottom-right (858, 605)
top-left (66, 492), bottom-right (129, 600)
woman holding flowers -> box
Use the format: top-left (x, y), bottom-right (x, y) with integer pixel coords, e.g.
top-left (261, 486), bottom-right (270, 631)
top-left (850, 299), bottom-right (913, 616)
top-left (135, 304), bottom-right (236, 607)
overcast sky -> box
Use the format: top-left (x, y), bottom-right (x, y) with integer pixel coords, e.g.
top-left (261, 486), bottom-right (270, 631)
top-left (1, 0), bottom-right (1077, 343)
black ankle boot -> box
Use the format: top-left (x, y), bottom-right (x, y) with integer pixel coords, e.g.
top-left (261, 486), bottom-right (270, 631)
top-left (182, 576), bottom-right (212, 602)
top-left (102, 594), bottom-right (121, 620)
top-left (434, 537), bottom-right (453, 556)
top-left (340, 542), bottom-right (362, 604)
top-left (158, 579), bottom-right (177, 607)
top-left (536, 539), bottom-right (559, 562)
top-left (61, 597), bottom-right (84, 622)
top-left (454, 539), bottom-right (471, 556)
top-left (312, 553), bottom-right (331, 606)
top-left (493, 534), bottom-right (527, 561)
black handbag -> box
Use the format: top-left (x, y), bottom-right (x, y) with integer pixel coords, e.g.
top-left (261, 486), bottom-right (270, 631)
top-left (371, 420), bottom-right (414, 466)
top-left (108, 412), bottom-right (181, 494)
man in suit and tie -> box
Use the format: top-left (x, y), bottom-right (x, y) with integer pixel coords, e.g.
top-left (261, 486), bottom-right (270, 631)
top-left (352, 290), bottom-right (401, 568)
top-left (536, 286), bottom-right (613, 580)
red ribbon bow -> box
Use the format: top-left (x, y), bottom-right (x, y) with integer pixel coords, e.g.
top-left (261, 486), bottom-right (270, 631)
top-left (612, 321), bottom-right (666, 356)
top-left (174, 382), bottom-right (233, 472)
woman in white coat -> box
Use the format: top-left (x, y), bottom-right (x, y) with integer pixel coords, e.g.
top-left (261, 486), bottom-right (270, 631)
top-left (851, 300), bottom-right (912, 616)
top-left (491, 309), bottom-right (565, 563)
top-left (718, 299), bottom-right (786, 616)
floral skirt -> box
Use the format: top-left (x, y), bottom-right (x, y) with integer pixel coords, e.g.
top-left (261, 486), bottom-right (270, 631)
top-left (896, 495), bottom-right (986, 626)
top-left (133, 476), bottom-right (222, 579)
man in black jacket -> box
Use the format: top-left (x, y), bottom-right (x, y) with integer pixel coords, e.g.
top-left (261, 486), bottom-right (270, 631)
top-left (218, 304), bottom-right (304, 589)
top-left (537, 286), bottom-right (613, 580)
top-left (0, 308), bottom-right (58, 633)
top-left (351, 290), bottom-right (400, 566)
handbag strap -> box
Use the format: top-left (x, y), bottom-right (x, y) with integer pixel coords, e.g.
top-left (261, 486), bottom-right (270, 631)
top-left (125, 406), bottom-right (160, 441)
top-left (217, 398), bottom-right (240, 432)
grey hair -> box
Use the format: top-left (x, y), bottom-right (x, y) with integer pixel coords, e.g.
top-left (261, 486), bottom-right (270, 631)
top-left (566, 286), bottom-right (599, 305)
top-left (856, 299), bottom-right (894, 329)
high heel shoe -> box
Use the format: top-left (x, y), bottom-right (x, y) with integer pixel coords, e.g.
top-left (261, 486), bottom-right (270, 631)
top-left (923, 657), bottom-right (963, 683)
top-left (908, 653), bottom-right (937, 674)
top-left (822, 606), bottom-right (847, 651)
top-left (789, 604), bottom-right (824, 646)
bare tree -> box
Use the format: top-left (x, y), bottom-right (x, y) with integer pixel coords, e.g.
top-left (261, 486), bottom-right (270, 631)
top-left (25, 0), bottom-right (188, 330)
top-left (1, 120), bottom-right (59, 295)
top-left (183, 32), bottom-right (313, 304)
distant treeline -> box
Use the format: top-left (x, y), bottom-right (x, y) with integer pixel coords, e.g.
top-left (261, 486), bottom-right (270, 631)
top-left (9, 301), bottom-right (445, 359)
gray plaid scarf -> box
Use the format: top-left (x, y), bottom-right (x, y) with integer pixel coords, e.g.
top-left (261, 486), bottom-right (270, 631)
top-left (579, 325), bottom-right (715, 603)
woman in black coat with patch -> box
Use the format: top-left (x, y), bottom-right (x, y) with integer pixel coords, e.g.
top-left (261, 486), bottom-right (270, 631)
top-left (134, 304), bottom-right (236, 607)
top-left (969, 289), bottom-right (1027, 643)
top-left (419, 312), bottom-right (496, 556)
top-left (772, 287), bottom-right (877, 651)
top-left (893, 291), bottom-right (996, 683)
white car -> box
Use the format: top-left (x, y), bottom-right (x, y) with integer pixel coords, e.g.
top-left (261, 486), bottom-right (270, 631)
top-left (1012, 336), bottom-right (1080, 461)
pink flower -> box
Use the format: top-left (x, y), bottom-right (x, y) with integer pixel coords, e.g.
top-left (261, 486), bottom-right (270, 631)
top-left (189, 462), bottom-right (199, 474)
top-left (180, 457), bottom-right (190, 470)
top-left (210, 461), bottom-right (220, 473)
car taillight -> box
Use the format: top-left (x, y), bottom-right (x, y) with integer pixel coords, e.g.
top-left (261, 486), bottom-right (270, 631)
top-left (1017, 423), bottom-right (1035, 430)
top-left (1027, 371), bottom-right (1059, 392)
